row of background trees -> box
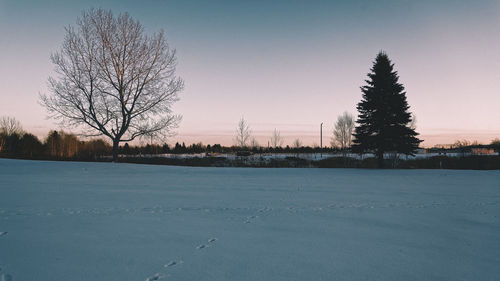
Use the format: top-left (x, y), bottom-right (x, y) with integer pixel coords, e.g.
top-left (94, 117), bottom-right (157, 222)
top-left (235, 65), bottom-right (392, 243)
top-left (4, 9), bottom-right (497, 167)
top-left (234, 113), bottom-right (356, 153)
top-left (0, 113), bottom-right (358, 160)
top-left (0, 116), bottom-right (109, 159)
top-left (2, 115), bottom-right (499, 161)
top-left (0, 115), bottom-right (342, 160)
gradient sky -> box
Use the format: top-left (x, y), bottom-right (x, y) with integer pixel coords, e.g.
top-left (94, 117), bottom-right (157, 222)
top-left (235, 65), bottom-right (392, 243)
top-left (1, 0), bottom-right (499, 147)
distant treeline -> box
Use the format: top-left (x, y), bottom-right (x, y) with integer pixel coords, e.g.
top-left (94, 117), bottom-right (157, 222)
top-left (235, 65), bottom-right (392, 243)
top-left (1, 129), bottom-right (500, 159)
top-left (0, 128), bottom-right (339, 161)
top-left (1, 124), bottom-right (500, 170)
top-left (0, 130), bottom-right (110, 160)
top-left (120, 142), bottom-right (337, 155)
top-left (121, 139), bottom-right (500, 156)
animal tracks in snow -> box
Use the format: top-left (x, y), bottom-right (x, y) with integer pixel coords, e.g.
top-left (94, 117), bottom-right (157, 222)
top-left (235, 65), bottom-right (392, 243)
top-left (244, 215), bottom-right (259, 224)
top-left (196, 237), bottom-right (217, 250)
top-left (244, 206), bottom-right (273, 223)
top-left (244, 206), bottom-right (272, 223)
top-left (196, 244), bottom-right (207, 250)
top-left (145, 273), bottom-right (165, 281)
top-left (145, 237), bottom-right (218, 280)
top-left (164, 260), bottom-right (183, 268)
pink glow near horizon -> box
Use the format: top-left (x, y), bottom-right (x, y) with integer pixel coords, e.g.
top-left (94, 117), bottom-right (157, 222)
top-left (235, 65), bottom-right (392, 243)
top-left (1, 1), bottom-right (499, 148)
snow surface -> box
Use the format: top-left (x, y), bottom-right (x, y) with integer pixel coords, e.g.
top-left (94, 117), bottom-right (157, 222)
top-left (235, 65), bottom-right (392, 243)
top-left (0, 158), bottom-right (499, 281)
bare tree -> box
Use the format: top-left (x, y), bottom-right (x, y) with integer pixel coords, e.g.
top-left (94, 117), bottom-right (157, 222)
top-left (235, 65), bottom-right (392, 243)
top-left (40, 9), bottom-right (183, 161)
top-left (332, 112), bottom-right (354, 154)
top-left (0, 116), bottom-right (23, 136)
top-left (270, 128), bottom-right (283, 148)
top-left (234, 117), bottom-right (251, 148)
top-left (0, 116), bottom-right (23, 153)
top-left (292, 138), bottom-right (302, 149)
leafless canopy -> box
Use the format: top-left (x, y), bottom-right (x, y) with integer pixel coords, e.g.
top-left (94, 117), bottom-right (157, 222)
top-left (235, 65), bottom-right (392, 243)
top-left (292, 138), bottom-right (302, 149)
top-left (0, 116), bottom-right (23, 152)
top-left (234, 117), bottom-right (251, 148)
top-left (40, 8), bottom-right (183, 159)
top-left (332, 112), bottom-right (355, 151)
top-left (270, 128), bottom-right (283, 148)
top-left (0, 116), bottom-right (23, 136)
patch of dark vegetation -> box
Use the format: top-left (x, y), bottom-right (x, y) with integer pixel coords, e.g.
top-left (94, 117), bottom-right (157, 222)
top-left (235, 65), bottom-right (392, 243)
top-left (315, 157), bottom-right (381, 168)
top-left (397, 156), bottom-right (500, 170)
top-left (118, 156), bottom-right (227, 167)
top-left (112, 155), bottom-right (500, 169)
top-left (266, 157), bottom-right (311, 168)
top-left (114, 156), bottom-right (313, 168)
top-left (2, 154), bottom-right (500, 169)
top-left (1, 127), bottom-right (499, 170)
top-left (315, 156), bottom-right (500, 170)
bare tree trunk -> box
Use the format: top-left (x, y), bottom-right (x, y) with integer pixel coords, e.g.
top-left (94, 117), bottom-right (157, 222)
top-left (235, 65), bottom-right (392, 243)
top-left (342, 149), bottom-right (348, 168)
top-left (112, 139), bottom-right (119, 162)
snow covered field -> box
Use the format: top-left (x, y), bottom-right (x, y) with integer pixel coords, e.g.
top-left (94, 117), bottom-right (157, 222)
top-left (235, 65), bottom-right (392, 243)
top-left (0, 159), bottom-right (499, 281)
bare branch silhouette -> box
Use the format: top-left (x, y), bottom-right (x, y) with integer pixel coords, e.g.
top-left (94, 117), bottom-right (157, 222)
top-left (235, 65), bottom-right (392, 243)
top-left (234, 117), bottom-right (251, 148)
top-left (40, 8), bottom-right (183, 161)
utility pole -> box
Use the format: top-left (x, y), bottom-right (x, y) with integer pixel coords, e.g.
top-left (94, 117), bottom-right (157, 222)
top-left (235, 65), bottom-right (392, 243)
top-left (320, 122), bottom-right (323, 158)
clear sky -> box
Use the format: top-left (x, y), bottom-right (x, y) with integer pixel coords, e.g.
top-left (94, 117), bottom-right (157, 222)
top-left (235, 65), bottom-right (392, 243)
top-left (1, 0), bottom-right (499, 147)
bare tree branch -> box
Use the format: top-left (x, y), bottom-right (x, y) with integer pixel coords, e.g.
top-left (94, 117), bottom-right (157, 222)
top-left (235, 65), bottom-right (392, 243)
top-left (40, 8), bottom-right (183, 160)
top-left (234, 117), bottom-right (251, 148)
top-left (292, 138), bottom-right (302, 149)
top-left (0, 116), bottom-right (23, 136)
top-left (270, 128), bottom-right (283, 148)
top-left (332, 112), bottom-right (355, 154)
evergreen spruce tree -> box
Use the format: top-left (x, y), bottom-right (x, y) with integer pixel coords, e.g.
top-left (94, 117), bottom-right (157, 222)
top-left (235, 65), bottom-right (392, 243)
top-left (352, 52), bottom-right (422, 167)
